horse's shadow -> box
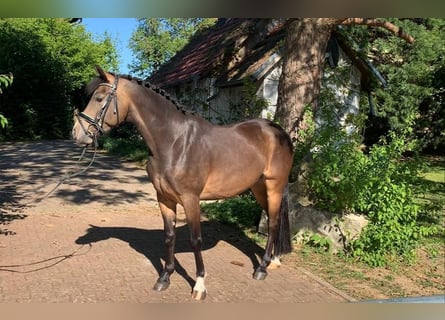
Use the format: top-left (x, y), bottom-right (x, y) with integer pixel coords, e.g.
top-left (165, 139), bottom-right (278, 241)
top-left (75, 220), bottom-right (264, 289)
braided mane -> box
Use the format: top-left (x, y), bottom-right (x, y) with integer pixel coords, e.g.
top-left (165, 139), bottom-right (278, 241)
top-left (115, 73), bottom-right (189, 114)
top-left (86, 71), bottom-right (188, 114)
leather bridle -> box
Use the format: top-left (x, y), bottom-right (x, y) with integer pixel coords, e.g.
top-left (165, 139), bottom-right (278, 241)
top-left (74, 75), bottom-right (120, 141)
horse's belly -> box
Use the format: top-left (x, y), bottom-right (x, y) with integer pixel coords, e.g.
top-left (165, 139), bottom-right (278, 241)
top-left (200, 170), bottom-right (261, 200)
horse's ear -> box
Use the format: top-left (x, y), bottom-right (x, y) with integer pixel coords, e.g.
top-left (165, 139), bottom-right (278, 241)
top-left (95, 65), bottom-right (112, 83)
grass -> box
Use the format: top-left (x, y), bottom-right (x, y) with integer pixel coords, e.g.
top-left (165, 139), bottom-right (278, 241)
top-left (419, 156), bottom-right (445, 207)
top-left (417, 156), bottom-right (445, 247)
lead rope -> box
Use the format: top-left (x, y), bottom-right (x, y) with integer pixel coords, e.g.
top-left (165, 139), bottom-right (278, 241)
top-left (0, 140), bottom-right (99, 206)
top-left (31, 139), bottom-right (99, 204)
top-left (3, 78), bottom-right (119, 207)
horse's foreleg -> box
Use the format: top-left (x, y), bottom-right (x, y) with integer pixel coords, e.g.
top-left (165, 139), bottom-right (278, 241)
top-left (183, 195), bottom-right (207, 300)
top-left (153, 197), bottom-right (177, 292)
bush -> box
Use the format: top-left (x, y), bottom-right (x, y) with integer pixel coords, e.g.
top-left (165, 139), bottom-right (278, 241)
top-left (100, 124), bottom-right (149, 163)
top-left (200, 193), bottom-right (262, 229)
top-left (302, 108), bottom-right (439, 266)
top-left (0, 73), bottom-right (13, 128)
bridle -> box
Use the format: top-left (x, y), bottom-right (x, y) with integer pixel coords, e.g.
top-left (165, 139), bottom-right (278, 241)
top-left (74, 75), bottom-right (120, 143)
top-left (1, 76), bottom-right (122, 206)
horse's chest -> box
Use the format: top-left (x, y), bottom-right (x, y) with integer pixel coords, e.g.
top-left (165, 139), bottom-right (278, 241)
top-left (147, 164), bottom-right (189, 202)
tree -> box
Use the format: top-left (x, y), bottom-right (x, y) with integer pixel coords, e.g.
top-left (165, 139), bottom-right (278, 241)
top-left (129, 18), bottom-right (216, 77)
top-left (0, 18), bottom-right (118, 140)
top-left (275, 18), bottom-right (415, 141)
top-left (364, 18), bottom-right (445, 151)
top-left (274, 18), bottom-right (444, 265)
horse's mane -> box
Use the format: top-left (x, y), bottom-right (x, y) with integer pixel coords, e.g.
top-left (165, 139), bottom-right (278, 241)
top-left (85, 72), bottom-right (187, 114)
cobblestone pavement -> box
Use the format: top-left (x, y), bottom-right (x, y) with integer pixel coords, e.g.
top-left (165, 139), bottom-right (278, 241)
top-left (0, 141), bottom-right (354, 303)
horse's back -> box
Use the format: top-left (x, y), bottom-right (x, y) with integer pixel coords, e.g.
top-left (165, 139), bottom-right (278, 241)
top-left (199, 119), bottom-right (292, 200)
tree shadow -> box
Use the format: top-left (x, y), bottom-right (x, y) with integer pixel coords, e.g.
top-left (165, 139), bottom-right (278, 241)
top-left (0, 183), bottom-right (28, 235)
top-left (75, 220), bottom-right (265, 290)
top-left (0, 140), bottom-right (156, 234)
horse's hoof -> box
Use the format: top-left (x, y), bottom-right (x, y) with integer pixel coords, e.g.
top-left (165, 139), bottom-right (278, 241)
top-left (253, 270), bottom-right (268, 280)
top-left (153, 280), bottom-right (170, 291)
top-left (192, 289), bottom-right (207, 300)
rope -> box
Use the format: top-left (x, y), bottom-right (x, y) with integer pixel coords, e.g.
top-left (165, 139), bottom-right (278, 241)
top-left (0, 244), bottom-right (92, 273)
top-left (0, 140), bottom-right (99, 206)
top-left (32, 141), bottom-right (98, 203)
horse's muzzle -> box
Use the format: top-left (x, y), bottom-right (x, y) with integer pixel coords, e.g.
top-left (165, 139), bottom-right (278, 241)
top-left (72, 123), bottom-right (94, 147)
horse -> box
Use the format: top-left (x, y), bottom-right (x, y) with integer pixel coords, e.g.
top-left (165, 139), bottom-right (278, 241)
top-left (72, 66), bottom-right (294, 300)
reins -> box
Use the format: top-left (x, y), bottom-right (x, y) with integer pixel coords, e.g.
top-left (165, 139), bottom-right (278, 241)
top-left (0, 141), bottom-right (99, 206)
top-left (30, 77), bottom-right (120, 204)
top-left (32, 140), bottom-right (99, 203)
top-left (1, 76), bottom-right (121, 207)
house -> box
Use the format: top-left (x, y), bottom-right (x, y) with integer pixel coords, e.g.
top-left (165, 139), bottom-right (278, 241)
top-left (149, 18), bottom-right (386, 126)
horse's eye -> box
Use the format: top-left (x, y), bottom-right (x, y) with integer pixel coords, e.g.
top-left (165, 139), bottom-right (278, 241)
top-left (95, 94), bottom-right (104, 103)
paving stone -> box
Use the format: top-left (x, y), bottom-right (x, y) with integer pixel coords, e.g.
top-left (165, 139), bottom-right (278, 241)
top-left (0, 141), bottom-right (354, 303)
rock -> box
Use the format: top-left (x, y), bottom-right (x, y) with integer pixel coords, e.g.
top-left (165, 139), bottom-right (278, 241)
top-left (258, 204), bottom-right (368, 254)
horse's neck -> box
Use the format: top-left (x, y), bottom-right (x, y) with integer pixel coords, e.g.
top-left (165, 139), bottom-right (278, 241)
top-left (129, 88), bottom-right (187, 157)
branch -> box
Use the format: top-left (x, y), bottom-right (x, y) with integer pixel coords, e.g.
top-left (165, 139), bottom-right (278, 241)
top-left (339, 18), bottom-right (415, 44)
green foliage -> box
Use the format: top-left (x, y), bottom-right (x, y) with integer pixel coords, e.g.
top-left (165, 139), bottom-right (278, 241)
top-left (0, 18), bottom-right (118, 140)
top-left (345, 18), bottom-right (445, 151)
top-left (0, 73), bottom-right (13, 128)
top-left (129, 18), bottom-right (216, 77)
top-left (0, 115), bottom-right (7, 129)
top-left (0, 73), bottom-right (13, 94)
top-left (302, 94), bottom-right (440, 267)
top-left (200, 194), bottom-right (262, 229)
top-left (100, 124), bottom-right (148, 163)
top-left (301, 232), bottom-right (333, 253)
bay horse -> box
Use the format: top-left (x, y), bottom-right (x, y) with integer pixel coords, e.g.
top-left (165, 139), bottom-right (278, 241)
top-left (72, 66), bottom-right (293, 300)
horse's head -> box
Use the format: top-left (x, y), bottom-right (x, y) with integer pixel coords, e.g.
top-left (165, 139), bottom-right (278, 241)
top-left (75, 224), bottom-right (112, 244)
top-left (72, 66), bottom-right (129, 146)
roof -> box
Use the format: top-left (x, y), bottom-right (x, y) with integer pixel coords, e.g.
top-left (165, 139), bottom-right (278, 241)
top-left (148, 19), bottom-right (243, 87)
top-left (149, 19), bottom-right (286, 88)
top-left (149, 19), bottom-right (385, 90)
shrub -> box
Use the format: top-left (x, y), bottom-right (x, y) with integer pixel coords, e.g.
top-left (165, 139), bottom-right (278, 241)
top-left (302, 107), bottom-right (439, 266)
top-left (100, 124), bottom-right (148, 163)
top-left (200, 193), bottom-right (262, 229)
top-left (0, 73), bottom-right (13, 128)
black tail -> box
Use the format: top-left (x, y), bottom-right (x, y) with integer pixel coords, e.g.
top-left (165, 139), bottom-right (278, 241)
top-left (273, 185), bottom-right (292, 256)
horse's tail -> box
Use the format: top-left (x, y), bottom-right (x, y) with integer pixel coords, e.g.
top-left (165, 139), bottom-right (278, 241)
top-left (273, 185), bottom-right (292, 256)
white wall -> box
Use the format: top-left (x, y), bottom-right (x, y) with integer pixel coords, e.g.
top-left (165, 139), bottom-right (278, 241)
top-left (168, 47), bottom-right (361, 128)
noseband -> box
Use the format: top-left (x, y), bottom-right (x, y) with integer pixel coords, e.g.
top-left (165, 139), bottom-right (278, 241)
top-left (75, 75), bottom-right (120, 140)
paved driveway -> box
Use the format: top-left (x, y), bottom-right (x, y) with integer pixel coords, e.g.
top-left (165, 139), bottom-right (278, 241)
top-left (0, 140), bottom-right (354, 303)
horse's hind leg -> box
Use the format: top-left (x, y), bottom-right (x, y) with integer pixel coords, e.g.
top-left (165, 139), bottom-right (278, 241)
top-left (252, 179), bottom-right (286, 280)
top-left (251, 178), bottom-right (268, 212)
top-left (153, 197), bottom-right (177, 291)
top-left (251, 179), bottom-right (281, 270)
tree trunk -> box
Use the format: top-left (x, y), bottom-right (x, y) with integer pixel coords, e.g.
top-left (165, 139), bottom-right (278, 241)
top-left (267, 18), bottom-right (416, 257)
top-left (275, 18), bottom-right (336, 141)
